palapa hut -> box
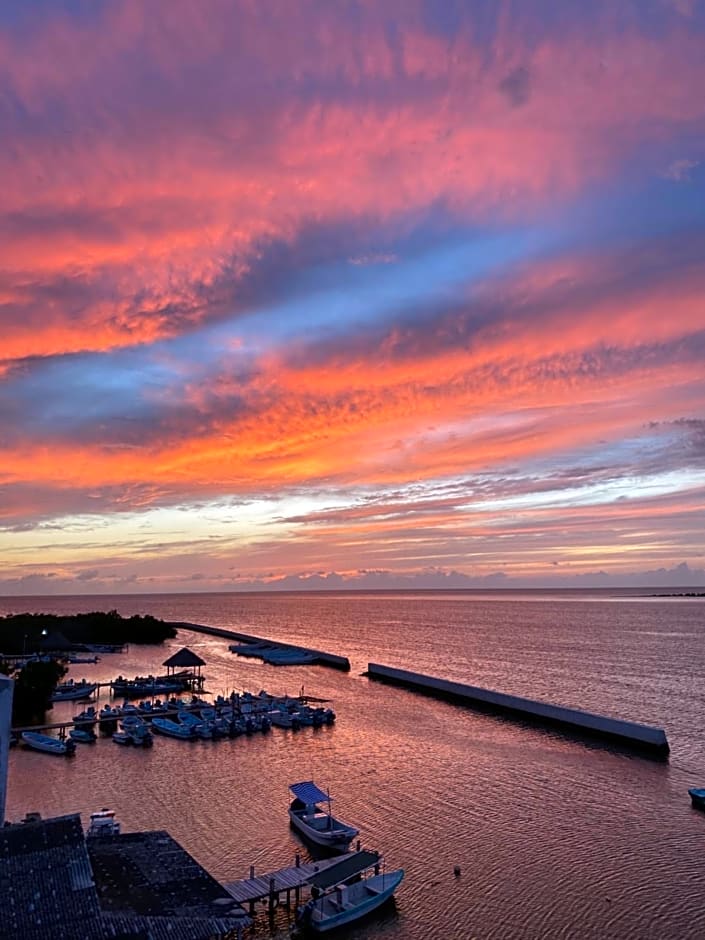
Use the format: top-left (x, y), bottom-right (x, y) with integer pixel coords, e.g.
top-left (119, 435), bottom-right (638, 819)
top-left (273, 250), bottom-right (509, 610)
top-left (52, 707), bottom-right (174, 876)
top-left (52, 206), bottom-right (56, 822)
top-left (162, 647), bottom-right (206, 692)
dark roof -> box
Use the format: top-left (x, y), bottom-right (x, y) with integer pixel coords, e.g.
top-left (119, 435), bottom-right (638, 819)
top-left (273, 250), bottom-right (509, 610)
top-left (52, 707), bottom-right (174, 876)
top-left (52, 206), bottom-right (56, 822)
top-left (162, 647), bottom-right (206, 668)
top-left (0, 814), bottom-right (249, 940)
top-left (0, 813), bottom-right (105, 940)
top-left (310, 850), bottom-right (381, 891)
top-left (87, 830), bottom-right (247, 924)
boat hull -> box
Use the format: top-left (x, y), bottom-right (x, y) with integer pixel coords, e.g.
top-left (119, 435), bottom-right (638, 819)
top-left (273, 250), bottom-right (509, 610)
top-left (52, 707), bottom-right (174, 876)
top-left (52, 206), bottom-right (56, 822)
top-left (21, 732), bottom-right (75, 755)
top-left (51, 683), bottom-right (98, 702)
top-left (289, 810), bottom-right (358, 852)
top-left (303, 869), bottom-right (404, 933)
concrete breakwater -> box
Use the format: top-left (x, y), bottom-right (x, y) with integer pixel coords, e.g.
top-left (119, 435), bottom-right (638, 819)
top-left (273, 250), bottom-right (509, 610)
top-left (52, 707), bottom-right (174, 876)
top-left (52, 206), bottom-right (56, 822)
top-left (170, 621), bottom-right (351, 671)
top-left (366, 663), bottom-right (670, 757)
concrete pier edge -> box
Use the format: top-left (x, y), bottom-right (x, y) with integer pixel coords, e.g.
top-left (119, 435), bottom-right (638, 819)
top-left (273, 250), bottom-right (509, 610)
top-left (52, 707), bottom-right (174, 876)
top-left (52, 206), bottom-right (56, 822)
top-left (366, 663), bottom-right (670, 758)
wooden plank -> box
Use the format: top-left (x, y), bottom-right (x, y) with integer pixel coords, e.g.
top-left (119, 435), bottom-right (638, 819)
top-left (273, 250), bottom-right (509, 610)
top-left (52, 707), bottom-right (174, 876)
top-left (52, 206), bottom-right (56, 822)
top-left (222, 853), bottom-right (356, 903)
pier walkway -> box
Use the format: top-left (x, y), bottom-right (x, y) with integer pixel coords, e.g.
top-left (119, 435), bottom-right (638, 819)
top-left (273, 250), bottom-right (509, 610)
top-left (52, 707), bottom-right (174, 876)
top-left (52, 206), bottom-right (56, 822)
top-left (171, 620), bottom-right (351, 671)
top-left (222, 851), bottom-right (370, 915)
top-left (222, 852), bottom-right (356, 905)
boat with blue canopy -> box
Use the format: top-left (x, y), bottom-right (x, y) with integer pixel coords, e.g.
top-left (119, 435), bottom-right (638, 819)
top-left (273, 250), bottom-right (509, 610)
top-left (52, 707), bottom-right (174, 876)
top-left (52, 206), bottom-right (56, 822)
top-left (289, 781), bottom-right (359, 852)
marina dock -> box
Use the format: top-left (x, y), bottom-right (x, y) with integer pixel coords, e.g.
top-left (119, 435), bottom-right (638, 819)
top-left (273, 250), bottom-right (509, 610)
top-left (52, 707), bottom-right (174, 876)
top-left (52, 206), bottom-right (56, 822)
top-left (171, 620), bottom-right (351, 671)
top-left (223, 851), bottom-right (358, 913)
top-left (366, 663), bottom-right (670, 757)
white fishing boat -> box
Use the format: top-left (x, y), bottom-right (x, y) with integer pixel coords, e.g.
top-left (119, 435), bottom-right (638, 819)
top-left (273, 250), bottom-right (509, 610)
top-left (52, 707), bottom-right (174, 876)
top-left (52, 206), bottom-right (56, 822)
top-left (21, 731), bottom-right (76, 755)
top-left (289, 781), bottom-right (359, 852)
top-left (151, 717), bottom-right (196, 739)
top-left (294, 850), bottom-right (404, 934)
top-left (87, 808), bottom-right (121, 837)
top-left (51, 679), bottom-right (98, 701)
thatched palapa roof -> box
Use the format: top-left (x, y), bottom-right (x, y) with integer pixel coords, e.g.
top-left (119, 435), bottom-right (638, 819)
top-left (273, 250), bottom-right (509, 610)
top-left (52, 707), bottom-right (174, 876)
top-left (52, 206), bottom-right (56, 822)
top-left (162, 647), bottom-right (206, 668)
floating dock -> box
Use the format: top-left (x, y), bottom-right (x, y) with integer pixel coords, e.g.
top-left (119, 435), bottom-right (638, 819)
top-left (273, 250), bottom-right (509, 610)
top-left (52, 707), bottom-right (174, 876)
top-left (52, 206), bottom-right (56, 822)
top-left (171, 621), bottom-right (351, 671)
top-left (366, 663), bottom-right (670, 758)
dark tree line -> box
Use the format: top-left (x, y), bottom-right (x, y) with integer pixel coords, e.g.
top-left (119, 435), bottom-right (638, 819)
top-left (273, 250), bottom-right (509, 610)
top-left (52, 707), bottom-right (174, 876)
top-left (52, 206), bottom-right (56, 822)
top-left (0, 610), bottom-right (176, 655)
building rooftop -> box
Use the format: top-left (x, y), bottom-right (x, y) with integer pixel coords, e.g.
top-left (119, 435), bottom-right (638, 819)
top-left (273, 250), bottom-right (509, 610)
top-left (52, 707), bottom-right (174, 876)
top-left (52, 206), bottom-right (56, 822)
top-left (0, 813), bottom-right (249, 939)
top-left (0, 813), bottom-right (105, 940)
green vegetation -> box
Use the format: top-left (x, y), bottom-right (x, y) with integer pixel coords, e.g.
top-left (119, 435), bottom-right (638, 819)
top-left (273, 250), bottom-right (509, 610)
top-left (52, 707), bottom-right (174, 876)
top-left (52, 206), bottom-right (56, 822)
top-left (0, 610), bottom-right (177, 655)
top-left (0, 658), bottom-right (69, 725)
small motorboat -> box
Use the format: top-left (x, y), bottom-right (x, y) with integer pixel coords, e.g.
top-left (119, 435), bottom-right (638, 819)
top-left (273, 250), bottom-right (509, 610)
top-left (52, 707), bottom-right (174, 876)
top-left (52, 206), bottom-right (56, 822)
top-left (689, 788), bottom-right (705, 809)
top-left (112, 731), bottom-right (133, 746)
top-left (151, 717), bottom-right (196, 739)
top-left (73, 706), bottom-right (98, 726)
top-left (261, 647), bottom-right (318, 666)
top-left (69, 727), bottom-right (97, 743)
top-left (51, 679), bottom-right (98, 702)
top-left (21, 732), bottom-right (76, 756)
top-left (293, 850), bottom-right (404, 935)
top-left (87, 808), bottom-right (121, 837)
top-left (289, 781), bottom-right (359, 853)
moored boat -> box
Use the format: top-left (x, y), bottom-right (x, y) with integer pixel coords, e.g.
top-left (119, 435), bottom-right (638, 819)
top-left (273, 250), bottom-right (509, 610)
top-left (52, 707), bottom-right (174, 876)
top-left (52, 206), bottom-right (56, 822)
top-left (689, 787), bottom-right (705, 809)
top-left (73, 706), bottom-right (98, 727)
top-left (51, 679), bottom-right (98, 702)
top-left (261, 648), bottom-right (318, 666)
top-left (151, 717), bottom-right (196, 739)
top-left (87, 808), bottom-right (121, 836)
top-left (69, 727), bottom-right (97, 743)
top-left (289, 781), bottom-right (359, 852)
top-left (293, 850), bottom-right (404, 935)
top-left (21, 731), bottom-right (76, 755)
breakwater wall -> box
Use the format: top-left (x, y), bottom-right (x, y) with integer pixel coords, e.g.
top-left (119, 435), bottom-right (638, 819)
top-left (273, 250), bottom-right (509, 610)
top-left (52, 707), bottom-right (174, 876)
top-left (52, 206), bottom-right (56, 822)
top-left (171, 621), bottom-right (350, 671)
top-left (366, 663), bottom-right (670, 757)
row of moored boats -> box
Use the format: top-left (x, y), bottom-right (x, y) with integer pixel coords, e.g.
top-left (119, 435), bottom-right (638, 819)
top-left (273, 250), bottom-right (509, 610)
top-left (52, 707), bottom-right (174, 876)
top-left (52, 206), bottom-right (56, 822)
top-left (20, 691), bottom-right (336, 755)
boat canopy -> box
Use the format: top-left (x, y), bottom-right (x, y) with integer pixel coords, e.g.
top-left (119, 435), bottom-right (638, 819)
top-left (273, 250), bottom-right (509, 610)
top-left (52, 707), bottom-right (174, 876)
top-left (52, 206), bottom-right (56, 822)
top-left (309, 850), bottom-right (381, 891)
top-left (289, 781), bottom-right (332, 804)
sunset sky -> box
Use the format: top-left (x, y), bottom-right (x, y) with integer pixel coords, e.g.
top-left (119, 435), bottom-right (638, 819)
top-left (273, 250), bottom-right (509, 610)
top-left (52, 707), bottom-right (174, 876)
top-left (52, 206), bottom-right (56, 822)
top-left (1, 0), bottom-right (704, 594)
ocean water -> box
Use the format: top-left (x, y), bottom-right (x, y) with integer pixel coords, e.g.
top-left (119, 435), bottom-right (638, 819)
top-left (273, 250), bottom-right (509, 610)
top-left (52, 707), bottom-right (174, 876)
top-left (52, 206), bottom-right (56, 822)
top-left (3, 589), bottom-right (705, 939)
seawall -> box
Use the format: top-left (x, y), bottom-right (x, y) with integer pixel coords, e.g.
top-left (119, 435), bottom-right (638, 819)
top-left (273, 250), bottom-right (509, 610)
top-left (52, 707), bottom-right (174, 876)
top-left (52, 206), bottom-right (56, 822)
top-left (366, 663), bottom-right (670, 757)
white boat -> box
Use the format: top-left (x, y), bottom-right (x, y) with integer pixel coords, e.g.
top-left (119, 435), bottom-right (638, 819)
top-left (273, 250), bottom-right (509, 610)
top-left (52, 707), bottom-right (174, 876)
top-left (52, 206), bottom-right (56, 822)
top-left (51, 679), bottom-right (98, 701)
top-left (151, 717), bottom-right (196, 739)
top-left (262, 648), bottom-right (318, 666)
top-left (294, 850), bottom-right (404, 934)
top-left (21, 731), bottom-right (76, 755)
top-left (289, 781), bottom-right (359, 852)
top-left (270, 709), bottom-right (301, 730)
top-left (67, 655), bottom-right (100, 664)
top-left (87, 808), bottom-right (121, 837)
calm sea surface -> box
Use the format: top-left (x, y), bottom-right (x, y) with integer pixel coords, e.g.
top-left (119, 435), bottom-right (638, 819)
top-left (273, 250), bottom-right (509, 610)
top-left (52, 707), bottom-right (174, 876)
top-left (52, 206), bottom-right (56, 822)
top-left (3, 589), bottom-right (705, 939)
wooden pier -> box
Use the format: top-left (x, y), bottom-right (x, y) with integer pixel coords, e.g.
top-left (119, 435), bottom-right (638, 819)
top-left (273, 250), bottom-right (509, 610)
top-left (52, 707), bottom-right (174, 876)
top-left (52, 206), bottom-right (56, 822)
top-left (367, 663), bottom-right (670, 758)
top-left (222, 851), bottom-right (358, 914)
top-left (170, 620), bottom-right (351, 671)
